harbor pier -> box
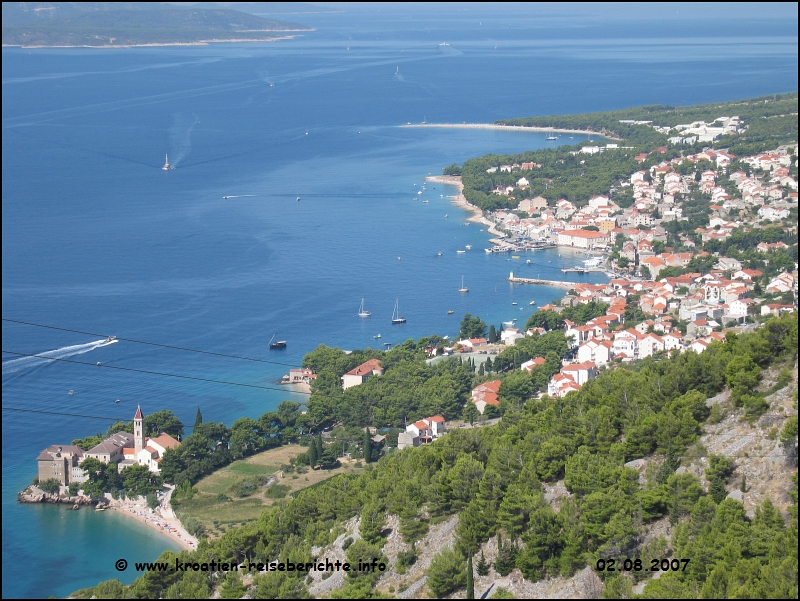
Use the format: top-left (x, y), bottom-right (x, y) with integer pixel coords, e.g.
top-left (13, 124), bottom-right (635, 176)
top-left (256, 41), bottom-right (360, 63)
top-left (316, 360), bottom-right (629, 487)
top-left (508, 272), bottom-right (579, 289)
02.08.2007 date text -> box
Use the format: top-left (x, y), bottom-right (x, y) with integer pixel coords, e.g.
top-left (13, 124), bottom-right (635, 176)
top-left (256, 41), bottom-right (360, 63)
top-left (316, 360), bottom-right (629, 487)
top-left (595, 558), bottom-right (690, 572)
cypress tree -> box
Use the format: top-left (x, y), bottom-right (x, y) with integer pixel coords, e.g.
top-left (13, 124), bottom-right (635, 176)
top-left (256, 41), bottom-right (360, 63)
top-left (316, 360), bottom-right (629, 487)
top-left (478, 362), bottom-right (485, 376)
top-left (315, 435), bottom-right (324, 464)
top-left (363, 430), bottom-right (372, 463)
top-left (193, 407), bottom-right (203, 430)
top-left (476, 551), bottom-right (489, 576)
top-left (740, 474), bottom-right (747, 493)
top-left (488, 324), bottom-right (497, 343)
top-left (308, 437), bottom-right (319, 466)
top-left (466, 555), bottom-right (474, 600)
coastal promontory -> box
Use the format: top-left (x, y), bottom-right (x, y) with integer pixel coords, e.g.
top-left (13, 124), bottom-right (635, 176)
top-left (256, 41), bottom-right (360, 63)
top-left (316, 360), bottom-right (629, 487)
top-left (1, 2), bottom-right (312, 47)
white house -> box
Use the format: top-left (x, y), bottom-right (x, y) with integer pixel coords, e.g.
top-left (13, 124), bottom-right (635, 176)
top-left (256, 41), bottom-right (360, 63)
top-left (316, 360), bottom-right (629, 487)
top-left (577, 339), bottom-right (613, 366)
top-left (662, 332), bottom-right (684, 352)
top-left (638, 333), bottom-right (665, 359)
top-left (560, 361), bottom-right (597, 386)
top-left (342, 359), bottom-right (384, 390)
top-left (500, 328), bottom-right (524, 346)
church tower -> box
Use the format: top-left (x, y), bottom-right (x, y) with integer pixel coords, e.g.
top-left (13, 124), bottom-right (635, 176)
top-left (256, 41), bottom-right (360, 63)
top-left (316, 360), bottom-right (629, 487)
top-left (134, 405), bottom-right (144, 453)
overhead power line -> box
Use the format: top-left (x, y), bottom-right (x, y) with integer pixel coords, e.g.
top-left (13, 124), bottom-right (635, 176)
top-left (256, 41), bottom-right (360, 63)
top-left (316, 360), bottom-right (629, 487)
top-left (1, 350), bottom-right (311, 395)
top-left (2, 318), bottom-right (301, 368)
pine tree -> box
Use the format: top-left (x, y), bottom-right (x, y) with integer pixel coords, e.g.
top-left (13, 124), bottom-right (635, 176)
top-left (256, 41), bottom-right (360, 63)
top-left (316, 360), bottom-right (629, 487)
top-left (363, 430), bottom-right (372, 463)
top-left (476, 551), bottom-right (489, 576)
top-left (466, 555), bottom-right (474, 600)
top-left (193, 407), bottom-right (203, 430)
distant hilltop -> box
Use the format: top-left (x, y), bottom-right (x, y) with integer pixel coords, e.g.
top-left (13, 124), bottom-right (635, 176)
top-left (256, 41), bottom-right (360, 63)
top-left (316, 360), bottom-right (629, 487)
top-left (1, 2), bottom-right (313, 48)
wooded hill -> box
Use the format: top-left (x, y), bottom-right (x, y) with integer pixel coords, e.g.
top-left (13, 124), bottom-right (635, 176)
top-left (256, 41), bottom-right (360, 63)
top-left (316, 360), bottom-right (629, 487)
top-left (74, 313), bottom-right (798, 599)
top-left (1, 3), bottom-right (309, 47)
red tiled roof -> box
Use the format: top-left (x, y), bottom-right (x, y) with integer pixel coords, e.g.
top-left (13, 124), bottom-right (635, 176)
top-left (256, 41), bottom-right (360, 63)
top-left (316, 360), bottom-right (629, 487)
top-left (345, 359), bottom-right (383, 377)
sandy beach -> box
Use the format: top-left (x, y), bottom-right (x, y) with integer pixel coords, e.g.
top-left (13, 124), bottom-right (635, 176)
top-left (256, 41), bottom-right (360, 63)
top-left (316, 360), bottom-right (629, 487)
top-left (425, 175), bottom-right (506, 238)
top-left (403, 122), bottom-right (619, 140)
top-left (106, 486), bottom-right (197, 551)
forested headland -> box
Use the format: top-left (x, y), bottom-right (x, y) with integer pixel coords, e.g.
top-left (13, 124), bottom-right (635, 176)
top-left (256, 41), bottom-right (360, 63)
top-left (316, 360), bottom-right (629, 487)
top-left (75, 313), bottom-right (798, 599)
top-left (457, 93), bottom-right (798, 212)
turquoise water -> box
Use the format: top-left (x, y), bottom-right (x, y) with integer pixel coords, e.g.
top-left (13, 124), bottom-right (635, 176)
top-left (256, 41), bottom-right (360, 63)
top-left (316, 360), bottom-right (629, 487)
top-left (2, 8), bottom-right (797, 598)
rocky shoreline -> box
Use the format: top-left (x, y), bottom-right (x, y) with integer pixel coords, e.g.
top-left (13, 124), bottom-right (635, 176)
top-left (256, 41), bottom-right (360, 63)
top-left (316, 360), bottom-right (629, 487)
top-left (18, 486), bottom-right (97, 507)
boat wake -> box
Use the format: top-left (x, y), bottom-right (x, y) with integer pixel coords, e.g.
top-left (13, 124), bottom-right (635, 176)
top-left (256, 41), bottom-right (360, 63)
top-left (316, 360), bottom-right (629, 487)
top-left (167, 113), bottom-right (200, 168)
top-left (2, 339), bottom-right (118, 376)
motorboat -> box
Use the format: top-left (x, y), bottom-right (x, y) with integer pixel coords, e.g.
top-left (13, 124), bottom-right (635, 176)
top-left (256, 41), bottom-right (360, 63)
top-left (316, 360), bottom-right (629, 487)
top-left (447, 310), bottom-right (454, 315)
top-left (512, 302), bottom-right (518, 305)
top-left (105, 335), bottom-right (117, 343)
top-left (529, 301), bottom-right (536, 305)
top-left (465, 244), bottom-right (472, 250)
top-left (373, 334), bottom-right (381, 339)
top-left (457, 250), bottom-right (466, 254)
top-left (502, 320), bottom-right (516, 326)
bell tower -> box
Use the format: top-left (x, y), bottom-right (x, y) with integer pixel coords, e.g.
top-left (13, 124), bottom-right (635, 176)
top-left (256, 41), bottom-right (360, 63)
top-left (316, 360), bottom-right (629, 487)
top-left (134, 405), bottom-right (144, 453)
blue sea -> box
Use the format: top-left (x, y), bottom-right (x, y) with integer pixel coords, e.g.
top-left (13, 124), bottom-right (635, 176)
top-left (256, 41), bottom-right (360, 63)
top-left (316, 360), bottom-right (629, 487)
top-left (2, 7), bottom-right (797, 598)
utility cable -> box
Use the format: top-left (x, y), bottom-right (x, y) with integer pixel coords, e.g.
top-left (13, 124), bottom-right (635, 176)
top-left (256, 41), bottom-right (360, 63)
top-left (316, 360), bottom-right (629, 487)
top-left (2, 318), bottom-right (301, 367)
top-left (1, 350), bottom-right (311, 394)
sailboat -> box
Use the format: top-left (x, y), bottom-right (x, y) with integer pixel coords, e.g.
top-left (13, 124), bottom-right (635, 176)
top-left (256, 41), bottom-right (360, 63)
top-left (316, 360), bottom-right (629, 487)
top-left (395, 66), bottom-right (399, 75)
top-left (269, 334), bottom-right (287, 349)
top-left (161, 154), bottom-right (171, 170)
top-left (358, 298), bottom-right (371, 317)
top-left (459, 276), bottom-right (469, 293)
top-left (546, 134), bottom-right (558, 141)
top-left (391, 299), bottom-right (406, 324)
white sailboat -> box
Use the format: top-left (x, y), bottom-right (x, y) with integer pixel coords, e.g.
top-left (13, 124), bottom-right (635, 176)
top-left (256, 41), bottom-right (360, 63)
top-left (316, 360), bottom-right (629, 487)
top-left (459, 276), bottom-right (469, 293)
top-left (358, 298), bottom-right (371, 317)
top-left (161, 154), bottom-right (171, 170)
top-left (391, 299), bottom-right (406, 324)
